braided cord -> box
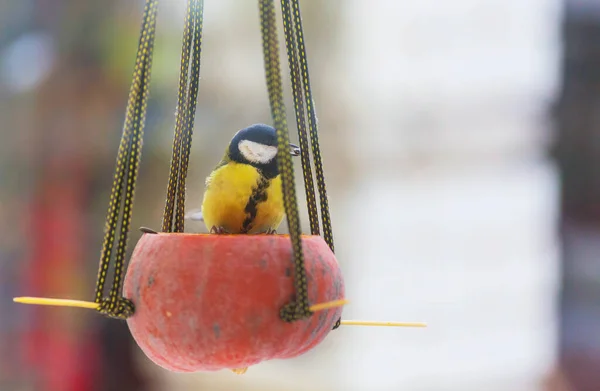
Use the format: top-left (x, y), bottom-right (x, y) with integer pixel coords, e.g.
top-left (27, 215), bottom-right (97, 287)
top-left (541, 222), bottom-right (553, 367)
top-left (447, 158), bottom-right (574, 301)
top-left (161, 0), bottom-right (195, 233)
top-left (259, 0), bottom-right (312, 321)
top-left (175, 0), bottom-right (204, 232)
top-left (284, 0), bottom-right (341, 330)
top-left (94, 0), bottom-right (159, 319)
top-left (290, 0), bottom-right (334, 252)
top-left (280, 0), bottom-right (319, 236)
top-left (161, 0), bottom-right (203, 234)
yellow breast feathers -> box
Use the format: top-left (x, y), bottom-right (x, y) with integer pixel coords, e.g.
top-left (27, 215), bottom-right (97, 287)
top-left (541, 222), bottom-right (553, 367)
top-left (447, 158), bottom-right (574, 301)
top-left (201, 162), bottom-right (284, 234)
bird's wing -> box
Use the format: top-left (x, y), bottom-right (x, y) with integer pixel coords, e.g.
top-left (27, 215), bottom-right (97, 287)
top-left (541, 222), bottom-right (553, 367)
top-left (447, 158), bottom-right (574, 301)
top-left (206, 154), bottom-right (229, 189)
top-left (205, 172), bottom-right (214, 188)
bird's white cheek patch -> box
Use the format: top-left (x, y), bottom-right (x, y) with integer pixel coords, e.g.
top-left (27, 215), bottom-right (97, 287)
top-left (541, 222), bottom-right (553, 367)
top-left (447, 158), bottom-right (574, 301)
top-left (239, 140), bottom-right (278, 164)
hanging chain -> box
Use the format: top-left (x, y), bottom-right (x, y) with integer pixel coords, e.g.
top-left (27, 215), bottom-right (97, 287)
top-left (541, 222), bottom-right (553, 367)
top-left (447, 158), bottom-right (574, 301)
top-left (175, 0), bottom-right (204, 233)
top-left (279, 0), bottom-right (319, 236)
top-left (161, 0), bottom-right (196, 233)
top-left (94, 0), bottom-right (158, 319)
top-left (289, 0), bottom-right (334, 253)
top-left (259, 0), bottom-right (312, 322)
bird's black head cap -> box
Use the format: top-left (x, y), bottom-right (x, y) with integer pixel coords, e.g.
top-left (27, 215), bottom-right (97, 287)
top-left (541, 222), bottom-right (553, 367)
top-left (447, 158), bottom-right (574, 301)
top-left (229, 123), bottom-right (297, 179)
top-left (231, 123), bottom-right (278, 149)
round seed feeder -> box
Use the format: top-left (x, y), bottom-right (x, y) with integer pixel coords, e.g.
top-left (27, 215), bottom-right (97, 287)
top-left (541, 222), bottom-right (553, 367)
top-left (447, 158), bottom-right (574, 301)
top-left (125, 233), bottom-right (344, 372)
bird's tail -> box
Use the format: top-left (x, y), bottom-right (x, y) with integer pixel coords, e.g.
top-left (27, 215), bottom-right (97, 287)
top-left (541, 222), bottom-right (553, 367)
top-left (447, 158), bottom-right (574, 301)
top-left (184, 208), bottom-right (204, 222)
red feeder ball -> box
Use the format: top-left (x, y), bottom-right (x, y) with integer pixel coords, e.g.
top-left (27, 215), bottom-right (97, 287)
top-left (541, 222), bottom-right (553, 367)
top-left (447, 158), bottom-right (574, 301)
top-left (123, 233), bottom-right (345, 372)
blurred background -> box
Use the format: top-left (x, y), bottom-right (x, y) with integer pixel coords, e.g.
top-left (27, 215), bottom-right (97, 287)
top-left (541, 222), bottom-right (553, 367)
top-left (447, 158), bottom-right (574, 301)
top-left (1, 0), bottom-right (599, 390)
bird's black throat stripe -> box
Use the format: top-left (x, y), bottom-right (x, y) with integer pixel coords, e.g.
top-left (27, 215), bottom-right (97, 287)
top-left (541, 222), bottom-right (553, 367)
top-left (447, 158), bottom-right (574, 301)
top-left (241, 174), bottom-right (271, 233)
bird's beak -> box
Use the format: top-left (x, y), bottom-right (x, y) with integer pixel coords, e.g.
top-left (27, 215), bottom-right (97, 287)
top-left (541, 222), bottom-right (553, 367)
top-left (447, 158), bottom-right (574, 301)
top-left (289, 143), bottom-right (301, 156)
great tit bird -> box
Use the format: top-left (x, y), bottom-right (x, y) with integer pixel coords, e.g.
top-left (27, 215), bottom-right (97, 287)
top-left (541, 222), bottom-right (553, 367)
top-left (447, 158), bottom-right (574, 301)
top-left (199, 123), bottom-right (300, 234)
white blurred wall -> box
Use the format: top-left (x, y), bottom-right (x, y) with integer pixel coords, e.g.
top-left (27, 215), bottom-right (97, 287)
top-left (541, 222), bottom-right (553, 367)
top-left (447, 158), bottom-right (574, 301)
top-left (157, 0), bottom-right (563, 390)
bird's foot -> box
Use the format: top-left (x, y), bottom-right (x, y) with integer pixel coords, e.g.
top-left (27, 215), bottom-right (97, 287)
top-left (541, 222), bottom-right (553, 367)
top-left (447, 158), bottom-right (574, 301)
top-left (265, 228), bottom-right (277, 235)
top-left (210, 226), bottom-right (230, 234)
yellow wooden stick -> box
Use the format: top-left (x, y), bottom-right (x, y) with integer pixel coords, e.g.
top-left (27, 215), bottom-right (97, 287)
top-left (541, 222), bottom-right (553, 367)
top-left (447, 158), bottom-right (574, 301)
top-left (13, 297), bottom-right (350, 311)
top-left (13, 297), bottom-right (99, 309)
top-left (340, 320), bottom-right (427, 328)
top-left (309, 299), bottom-right (348, 312)
top-left (13, 297), bottom-right (426, 328)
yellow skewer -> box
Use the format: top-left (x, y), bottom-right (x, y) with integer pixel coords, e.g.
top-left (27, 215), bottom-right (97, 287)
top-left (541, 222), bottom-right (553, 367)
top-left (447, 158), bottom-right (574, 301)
top-left (13, 297), bottom-right (350, 312)
top-left (309, 299), bottom-right (349, 312)
top-left (340, 320), bottom-right (427, 328)
top-left (13, 297), bottom-right (426, 328)
top-left (13, 297), bottom-right (99, 309)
